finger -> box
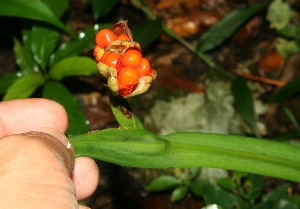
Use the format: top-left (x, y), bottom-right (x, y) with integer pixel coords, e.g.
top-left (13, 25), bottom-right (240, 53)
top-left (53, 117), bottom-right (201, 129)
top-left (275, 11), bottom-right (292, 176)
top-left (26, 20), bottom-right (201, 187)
top-left (79, 206), bottom-right (91, 209)
top-left (72, 157), bottom-right (99, 200)
top-left (0, 98), bottom-right (68, 137)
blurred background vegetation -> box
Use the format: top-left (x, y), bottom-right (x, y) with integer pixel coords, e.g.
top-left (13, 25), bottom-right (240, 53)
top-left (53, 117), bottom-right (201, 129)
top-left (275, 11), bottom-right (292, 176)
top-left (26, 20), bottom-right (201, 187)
top-left (0, 0), bottom-right (300, 208)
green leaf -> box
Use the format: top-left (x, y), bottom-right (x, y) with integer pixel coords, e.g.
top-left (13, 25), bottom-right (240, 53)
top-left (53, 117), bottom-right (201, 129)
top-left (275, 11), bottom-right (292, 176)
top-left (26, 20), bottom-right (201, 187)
top-left (253, 199), bottom-right (298, 209)
top-left (171, 186), bottom-right (188, 202)
top-left (190, 180), bottom-right (206, 197)
top-left (246, 174), bottom-right (265, 201)
top-left (42, 0), bottom-right (68, 18)
top-left (196, 2), bottom-right (266, 52)
top-left (49, 56), bottom-right (96, 80)
top-left (13, 37), bottom-right (38, 74)
top-left (31, 26), bottom-right (60, 70)
top-left (91, 0), bottom-right (119, 20)
top-left (200, 180), bottom-right (249, 208)
top-left (42, 81), bottom-right (89, 136)
top-left (0, 72), bottom-right (21, 94)
top-left (275, 38), bottom-right (300, 59)
top-left (252, 184), bottom-right (298, 209)
top-left (262, 184), bottom-right (289, 202)
top-left (202, 204), bottom-right (223, 209)
top-left (266, 0), bottom-right (294, 30)
top-left (49, 24), bottom-right (112, 67)
top-left (3, 73), bottom-right (45, 100)
top-left (132, 19), bottom-right (163, 50)
top-left (109, 94), bottom-right (144, 129)
top-left (274, 77), bottom-right (300, 103)
top-left (189, 167), bottom-right (201, 180)
top-left (148, 175), bottom-right (181, 192)
top-left (277, 24), bottom-right (300, 39)
top-left (231, 78), bottom-right (259, 137)
top-left (217, 178), bottom-right (236, 191)
top-left (0, 0), bottom-right (72, 34)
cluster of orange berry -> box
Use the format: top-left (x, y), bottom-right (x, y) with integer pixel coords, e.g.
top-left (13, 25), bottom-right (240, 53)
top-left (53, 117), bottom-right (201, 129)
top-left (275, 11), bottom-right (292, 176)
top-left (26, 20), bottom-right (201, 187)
top-left (93, 22), bottom-right (156, 97)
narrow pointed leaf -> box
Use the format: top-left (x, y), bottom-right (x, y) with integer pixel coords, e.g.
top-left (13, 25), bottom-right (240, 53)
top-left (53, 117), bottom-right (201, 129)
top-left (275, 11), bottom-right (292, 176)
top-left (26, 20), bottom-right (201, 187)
top-left (42, 81), bottom-right (89, 136)
top-left (0, 0), bottom-right (72, 34)
top-left (49, 56), bottom-right (96, 80)
top-left (3, 73), bottom-right (45, 100)
top-left (231, 78), bottom-right (259, 136)
top-left (43, 0), bottom-right (68, 18)
top-left (274, 77), bottom-right (300, 103)
top-left (91, 0), bottom-right (119, 19)
top-left (131, 19), bottom-right (163, 50)
top-left (196, 2), bottom-right (266, 52)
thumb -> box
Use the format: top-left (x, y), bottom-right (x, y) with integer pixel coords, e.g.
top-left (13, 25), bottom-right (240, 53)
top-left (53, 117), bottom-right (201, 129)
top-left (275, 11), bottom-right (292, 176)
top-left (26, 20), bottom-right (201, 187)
top-left (0, 130), bottom-right (77, 209)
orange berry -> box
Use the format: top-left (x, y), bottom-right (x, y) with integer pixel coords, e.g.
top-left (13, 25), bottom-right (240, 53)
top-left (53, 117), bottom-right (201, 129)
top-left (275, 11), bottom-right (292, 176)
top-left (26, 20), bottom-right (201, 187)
top-left (117, 67), bottom-right (139, 88)
top-left (100, 52), bottom-right (122, 69)
top-left (95, 29), bottom-right (116, 48)
top-left (136, 58), bottom-right (151, 76)
top-left (116, 34), bottom-right (131, 41)
top-left (122, 49), bottom-right (142, 68)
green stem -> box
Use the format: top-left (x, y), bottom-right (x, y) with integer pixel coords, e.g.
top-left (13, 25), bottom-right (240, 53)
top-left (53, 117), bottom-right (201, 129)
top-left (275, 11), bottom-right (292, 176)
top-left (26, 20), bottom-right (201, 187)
top-left (70, 128), bottom-right (300, 182)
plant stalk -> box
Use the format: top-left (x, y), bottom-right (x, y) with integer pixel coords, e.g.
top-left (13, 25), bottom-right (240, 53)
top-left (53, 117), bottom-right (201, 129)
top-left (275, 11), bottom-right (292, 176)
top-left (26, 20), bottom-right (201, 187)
top-left (70, 128), bottom-right (300, 182)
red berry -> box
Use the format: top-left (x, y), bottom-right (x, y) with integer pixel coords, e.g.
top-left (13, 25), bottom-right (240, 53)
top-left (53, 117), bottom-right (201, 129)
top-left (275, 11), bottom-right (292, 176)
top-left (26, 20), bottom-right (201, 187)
top-left (117, 67), bottom-right (139, 88)
top-left (95, 29), bottom-right (116, 48)
top-left (122, 49), bottom-right (142, 68)
top-left (136, 58), bottom-right (151, 76)
top-left (116, 34), bottom-right (131, 41)
top-left (100, 52), bottom-right (122, 69)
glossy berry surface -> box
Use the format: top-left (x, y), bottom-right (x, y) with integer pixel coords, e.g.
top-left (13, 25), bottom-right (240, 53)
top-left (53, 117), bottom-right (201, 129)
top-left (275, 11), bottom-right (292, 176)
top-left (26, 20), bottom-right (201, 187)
top-left (117, 67), bottom-right (139, 88)
top-left (95, 29), bottom-right (116, 48)
top-left (136, 58), bottom-right (151, 76)
top-left (101, 52), bottom-right (122, 69)
top-left (116, 34), bottom-right (131, 41)
top-left (122, 49), bottom-right (142, 68)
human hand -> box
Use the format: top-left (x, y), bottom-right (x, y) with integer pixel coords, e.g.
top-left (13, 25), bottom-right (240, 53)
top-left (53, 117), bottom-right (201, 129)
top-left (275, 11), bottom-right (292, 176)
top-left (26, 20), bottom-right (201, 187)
top-left (0, 98), bottom-right (99, 209)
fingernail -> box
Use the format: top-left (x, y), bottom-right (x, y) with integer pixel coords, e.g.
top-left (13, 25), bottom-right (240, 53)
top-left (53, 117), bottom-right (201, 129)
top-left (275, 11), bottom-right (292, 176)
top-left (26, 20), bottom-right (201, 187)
top-left (21, 130), bottom-right (75, 175)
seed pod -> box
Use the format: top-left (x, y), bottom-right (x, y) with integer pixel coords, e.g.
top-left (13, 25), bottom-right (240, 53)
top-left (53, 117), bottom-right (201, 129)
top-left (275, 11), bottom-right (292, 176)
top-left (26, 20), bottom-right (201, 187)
top-left (94, 21), bottom-right (157, 98)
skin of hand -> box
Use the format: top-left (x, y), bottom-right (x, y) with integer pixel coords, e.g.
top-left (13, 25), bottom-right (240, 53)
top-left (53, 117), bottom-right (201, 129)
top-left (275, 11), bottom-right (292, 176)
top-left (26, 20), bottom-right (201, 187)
top-left (0, 98), bottom-right (99, 209)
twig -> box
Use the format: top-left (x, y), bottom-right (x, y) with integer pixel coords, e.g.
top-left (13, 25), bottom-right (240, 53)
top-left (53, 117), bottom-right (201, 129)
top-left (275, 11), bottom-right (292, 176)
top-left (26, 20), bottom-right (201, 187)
top-left (236, 73), bottom-right (286, 87)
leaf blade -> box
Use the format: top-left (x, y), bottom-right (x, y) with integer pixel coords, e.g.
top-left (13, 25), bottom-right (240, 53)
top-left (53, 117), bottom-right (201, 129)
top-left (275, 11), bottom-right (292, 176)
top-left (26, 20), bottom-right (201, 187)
top-left (0, 0), bottom-right (72, 34)
top-left (49, 56), bottom-right (96, 80)
top-left (49, 24), bottom-right (111, 67)
top-left (131, 19), bottom-right (163, 50)
top-left (13, 37), bottom-right (38, 74)
top-left (31, 26), bottom-right (60, 70)
top-left (3, 73), bottom-right (45, 100)
top-left (91, 0), bottom-right (119, 20)
top-left (42, 81), bottom-right (89, 135)
top-left (196, 2), bottom-right (266, 52)
top-left (231, 78), bottom-right (259, 136)
top-left (273, 77), bottom-right (300, 103)
top-left (148, 175), bottom-right (181, 191)
top-left (0, 72), bottom-right (21, 94)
